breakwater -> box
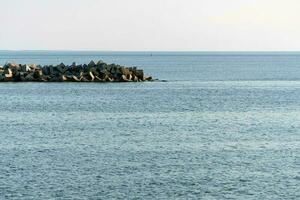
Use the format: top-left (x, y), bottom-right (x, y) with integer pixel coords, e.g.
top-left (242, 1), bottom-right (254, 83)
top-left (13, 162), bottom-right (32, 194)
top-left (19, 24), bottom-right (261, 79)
top-left (0, 61), bottom-right (152, 82)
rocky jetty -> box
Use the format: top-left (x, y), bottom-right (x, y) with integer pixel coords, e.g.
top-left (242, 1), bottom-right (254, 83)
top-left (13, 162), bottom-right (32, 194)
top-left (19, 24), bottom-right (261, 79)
top-left (0, 61), bottom-right (153, 82)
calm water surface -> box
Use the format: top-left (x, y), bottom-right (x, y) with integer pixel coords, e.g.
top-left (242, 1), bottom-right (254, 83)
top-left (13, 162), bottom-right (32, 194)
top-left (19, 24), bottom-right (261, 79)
top-left (0, 52), bottom-right (299, 199)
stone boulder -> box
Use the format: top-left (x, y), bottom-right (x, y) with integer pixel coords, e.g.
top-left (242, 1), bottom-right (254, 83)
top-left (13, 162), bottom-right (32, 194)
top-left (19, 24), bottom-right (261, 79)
top-left (88, 60), bottom-right (96, 68)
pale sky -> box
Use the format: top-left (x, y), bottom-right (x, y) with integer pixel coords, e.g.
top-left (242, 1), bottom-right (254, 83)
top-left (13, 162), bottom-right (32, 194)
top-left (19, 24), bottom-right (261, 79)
top-left (1, 0), bottom-right (300, 51)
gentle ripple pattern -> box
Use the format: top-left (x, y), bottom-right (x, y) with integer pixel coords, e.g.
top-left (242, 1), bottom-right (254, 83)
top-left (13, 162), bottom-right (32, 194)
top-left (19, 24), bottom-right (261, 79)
top-left (0, 52), bottom-right (299, 199)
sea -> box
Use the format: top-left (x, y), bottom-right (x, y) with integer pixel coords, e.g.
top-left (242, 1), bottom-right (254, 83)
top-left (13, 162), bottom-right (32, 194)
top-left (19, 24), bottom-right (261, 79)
top-left (0, 51), bottom-right (299, 199)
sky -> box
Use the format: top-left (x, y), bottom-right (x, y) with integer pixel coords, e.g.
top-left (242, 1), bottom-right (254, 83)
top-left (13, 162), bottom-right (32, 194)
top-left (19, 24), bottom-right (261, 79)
top-left (1, 0), bottom-right (300, 51)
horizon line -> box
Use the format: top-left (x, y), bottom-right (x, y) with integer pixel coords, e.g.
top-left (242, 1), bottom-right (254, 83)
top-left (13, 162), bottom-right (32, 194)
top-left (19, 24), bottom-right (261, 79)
top-left (1, 50), bottom-right (300, 52)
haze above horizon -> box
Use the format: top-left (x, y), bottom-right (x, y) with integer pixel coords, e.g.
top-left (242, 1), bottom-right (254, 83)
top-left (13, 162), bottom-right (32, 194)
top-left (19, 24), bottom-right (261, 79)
top-left (1, 0), bottom-right (300, 51)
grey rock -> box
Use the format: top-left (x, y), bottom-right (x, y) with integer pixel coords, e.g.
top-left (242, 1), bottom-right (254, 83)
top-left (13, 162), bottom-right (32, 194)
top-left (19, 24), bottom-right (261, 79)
top-left (88, 60), bottom-right (96, 68)
top-left (4, 69), bottom-right (13, 78)
top-left (72, 75), bottom-right (82, 82)
top-left (96, 60), bottom-right (104, 65)
top-left (21, 65), bottom-right (31, 72)
top-left (24, 73), bottom-right (35, 81)
top-left (135, 69), bottom-right (144, 80)
top-left (42, 66), bottom-right (50, 75)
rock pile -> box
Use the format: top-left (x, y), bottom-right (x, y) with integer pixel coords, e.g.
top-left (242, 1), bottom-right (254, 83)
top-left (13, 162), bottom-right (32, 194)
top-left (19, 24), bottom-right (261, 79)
top-left (0, 61), bottom-right (153, 82)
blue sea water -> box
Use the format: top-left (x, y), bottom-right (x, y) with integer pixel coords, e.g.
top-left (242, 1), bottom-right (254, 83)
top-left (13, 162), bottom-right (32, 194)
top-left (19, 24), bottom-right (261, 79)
top-left (0, 51), bottom-right (299, 199)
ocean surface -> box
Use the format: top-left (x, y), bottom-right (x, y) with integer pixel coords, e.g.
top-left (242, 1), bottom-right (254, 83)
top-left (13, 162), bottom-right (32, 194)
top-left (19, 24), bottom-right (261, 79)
top-left (0, 51), bottom-right (299, 199)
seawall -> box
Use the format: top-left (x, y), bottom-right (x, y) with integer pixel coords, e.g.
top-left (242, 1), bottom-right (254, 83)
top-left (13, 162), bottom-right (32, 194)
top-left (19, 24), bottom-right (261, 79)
top-left (0, 60), bottom-right (153, 82)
